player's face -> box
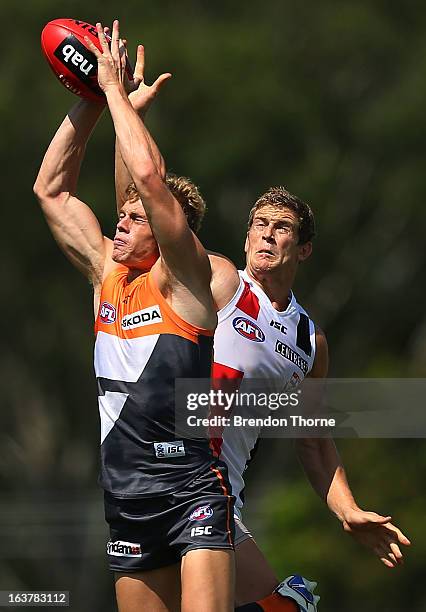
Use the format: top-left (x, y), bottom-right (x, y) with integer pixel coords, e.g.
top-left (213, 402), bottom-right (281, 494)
top-left (245, 205), bottom-right (311, 274)
top-left (112, 200), bottom-right (159, 270)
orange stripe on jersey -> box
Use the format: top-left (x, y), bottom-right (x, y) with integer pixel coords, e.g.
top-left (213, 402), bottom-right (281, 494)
top-left (95, 265), bottom-right (213, 343)
top-left (210, 466), bottom-right (233, 546)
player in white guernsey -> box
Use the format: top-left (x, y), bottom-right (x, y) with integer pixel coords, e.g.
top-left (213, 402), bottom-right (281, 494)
top-left (205, 189), bottom-right (411, 611)
top-left (110, 40), bottom-right (410, 612)
top-left (213, 267), bottom-right (316, 517)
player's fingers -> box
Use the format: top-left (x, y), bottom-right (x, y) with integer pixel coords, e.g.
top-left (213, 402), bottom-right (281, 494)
top-left (118, 39), bottom-right (127, 68)
top-left (375, 545), bottom-right (396, 568)
top-left (152, 72), bottom-right (172, 93)
top-left (390, 541), bottom-right (403, 561)
top-left (96, 23), bottom-right (109, 53)
top-left (378, 541), bottom-right (403, 567)
top-left (386, 524), bottom-right (411, 545)
top-left (370, 514), bottom-right (392, 524)
top-left (134, 45), bottom-right (145, 83)
top-left (84, 36), bottom-right (102, 59)
top-left (111, 20), bottom-right (120, 60)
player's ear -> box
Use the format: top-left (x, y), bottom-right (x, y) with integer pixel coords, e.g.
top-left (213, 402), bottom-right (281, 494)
top-left (244, 233), bottom-right (249, 253)
top-left (298, 241), bottom-right (312, 262)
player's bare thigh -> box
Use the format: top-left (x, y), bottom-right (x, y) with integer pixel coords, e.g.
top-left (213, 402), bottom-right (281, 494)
top-left (234, 517), bottom-right (279, 607)
top-left (114, 564), bottom-right (180, 612)
top-left (181, 548), bottom-right (235, 612)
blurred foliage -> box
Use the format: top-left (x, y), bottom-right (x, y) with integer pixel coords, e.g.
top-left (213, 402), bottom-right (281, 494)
top-left (1, 0), bottom-right (426, 610)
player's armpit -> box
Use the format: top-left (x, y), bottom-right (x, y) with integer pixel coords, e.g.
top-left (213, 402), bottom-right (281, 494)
top-left (34, 189), bottom-right (107, 286)
top-left (208, 252), bottom-right (240, 311)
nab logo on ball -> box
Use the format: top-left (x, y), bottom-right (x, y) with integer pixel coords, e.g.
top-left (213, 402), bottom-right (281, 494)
top-left (233, 317), bottom-right (265, 342)
top-left (57, 41), bottom-right (94, 76)
top-left (99, 302), bottom-right (116, 324)
top-left (53, 36), bottom-right (97, 87)
top-left (190, 505), bottom-right (214, 521)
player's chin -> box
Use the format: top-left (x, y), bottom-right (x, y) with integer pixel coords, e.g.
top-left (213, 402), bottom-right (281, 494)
top-left (111, 248), bottom-right (128, 263)
top-left (253, 257), bottom-right (277, 271)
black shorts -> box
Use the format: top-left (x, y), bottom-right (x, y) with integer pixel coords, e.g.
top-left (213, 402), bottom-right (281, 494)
top-left (104, 465), bottom-right (235, 572)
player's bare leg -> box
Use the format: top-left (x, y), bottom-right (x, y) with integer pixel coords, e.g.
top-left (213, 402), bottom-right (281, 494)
top-left (181, 549), bottom-right (235, 612)
top-left (234, 537), bottom-right (319, 611)
top-left (115, 564), bottom-right (181, 612)
top-left (235, 537), bottom-right (279, 606)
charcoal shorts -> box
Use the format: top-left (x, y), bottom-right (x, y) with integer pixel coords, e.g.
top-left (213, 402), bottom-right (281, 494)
top-left (104, 464), bottom-right (235, 572)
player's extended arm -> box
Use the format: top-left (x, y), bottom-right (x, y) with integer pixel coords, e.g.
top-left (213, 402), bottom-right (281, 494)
top-left (115, 44), bottom-right (171, 213)
top-left (295, 328), bottom-right (411, 568)
top-left (33, 99), bottom-right (110, 287)
top-left (87, 22), bottom-right (213, 305)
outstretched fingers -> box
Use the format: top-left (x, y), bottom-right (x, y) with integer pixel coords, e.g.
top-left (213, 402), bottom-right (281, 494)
top-left (152, 72), bottom-right (173, 93)
top-left (110, 20), bottom-right (121, 64)
top-left (84, 33), bottom-right (102, 59)
top-left (96, 22), bottom-right (110, 54)
top-left (133, 45), bottom-right (146, 86)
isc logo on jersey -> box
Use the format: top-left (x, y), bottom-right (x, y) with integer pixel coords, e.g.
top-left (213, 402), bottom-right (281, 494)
top-left (122, 305), bottom-right (162, 330)
top-left (106, 540), bottom-right (142, 558)
top-left (233, 317), bottom-right (265, 342)
top-left (154, 441), bottom-right (185, 458)
top-left (100, 301), bottom-right (117, 324)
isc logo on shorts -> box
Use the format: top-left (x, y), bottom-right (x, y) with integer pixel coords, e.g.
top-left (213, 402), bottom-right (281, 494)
top-left (154, 441), bottom-right (185, 459)
top-left (106, 540), bottom-right (142, 557)
top-left (122, 305), bottom-right (162, 330)
top-left (190, 505), bottom-right (214, 521)
top-left (190, 525), bottom-right (213, 537)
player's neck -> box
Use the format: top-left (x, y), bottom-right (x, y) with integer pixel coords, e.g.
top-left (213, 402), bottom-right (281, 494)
top-left (126, 265), bottom-right (150, 283)
top-left (245, 268), bottom-right (294, 311)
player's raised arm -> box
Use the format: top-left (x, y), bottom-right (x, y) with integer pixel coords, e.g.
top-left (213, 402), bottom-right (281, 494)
top-left (87, 21), bottom-right (214, 323)
top-left (115, 43), bottom-right (170, 213)
top-left (33, 100), bottom-right (110, 289)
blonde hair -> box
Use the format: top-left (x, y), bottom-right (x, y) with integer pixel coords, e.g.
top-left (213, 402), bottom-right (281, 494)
top-left (125, 173), bottom-right (206, 234)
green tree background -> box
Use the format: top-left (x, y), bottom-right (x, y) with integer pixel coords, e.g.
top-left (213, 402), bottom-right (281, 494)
top-left (1, 1), bottom-right (425, 610)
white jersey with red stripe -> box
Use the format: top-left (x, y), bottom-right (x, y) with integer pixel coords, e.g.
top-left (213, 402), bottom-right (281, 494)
top-left (212, 269), bottom-right (316, 515)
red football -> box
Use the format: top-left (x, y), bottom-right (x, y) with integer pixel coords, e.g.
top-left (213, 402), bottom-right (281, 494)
top-left (41, 18), bottom-right (106, 101)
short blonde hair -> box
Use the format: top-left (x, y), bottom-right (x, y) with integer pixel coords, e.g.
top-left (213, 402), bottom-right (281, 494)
top-left (125, 173), bottom-right (206, 234)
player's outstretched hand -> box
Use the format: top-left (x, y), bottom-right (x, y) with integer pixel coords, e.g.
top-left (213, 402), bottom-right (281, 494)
top-left (128, 44), bottom-right (172, 117)
top-left (342, 507), bottom-right (411, 568)
top-left (84, 20), bottom-right (127, 94)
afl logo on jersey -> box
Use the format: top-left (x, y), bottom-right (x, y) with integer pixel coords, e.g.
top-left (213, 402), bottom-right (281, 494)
top-left (233, 317), bottom-right (265, 342)
top-left (190, 505), bottom-right (214, 521)
top-left (99, 301), bottom-right (117, 324)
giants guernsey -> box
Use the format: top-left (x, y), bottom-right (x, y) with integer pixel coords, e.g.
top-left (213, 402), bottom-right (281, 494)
top-left (94, 265), bottom-right (215, 498)
top-left (213, 270), bottom-right (316, 514)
